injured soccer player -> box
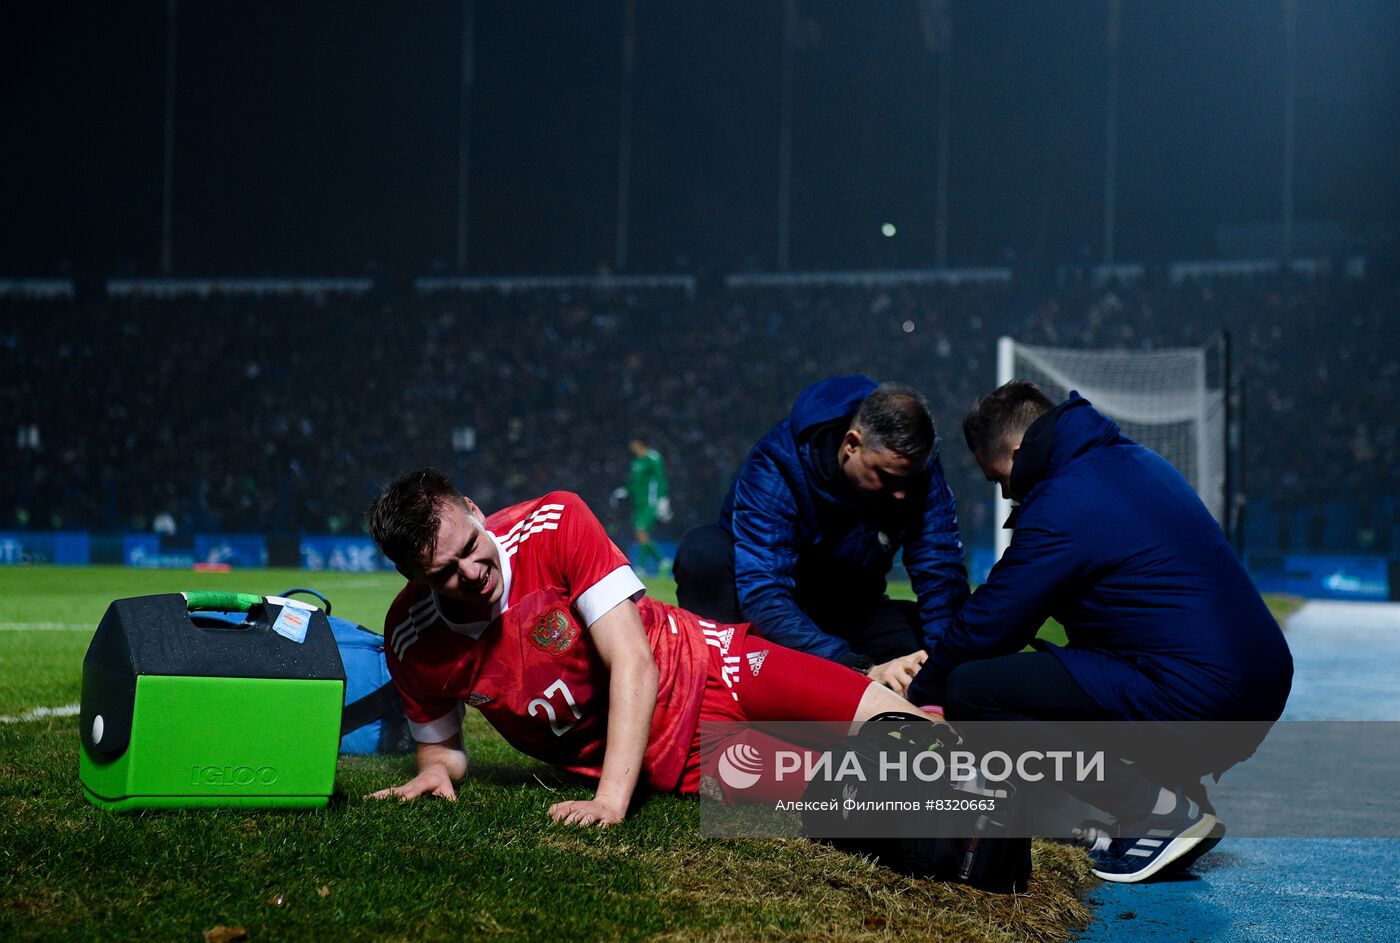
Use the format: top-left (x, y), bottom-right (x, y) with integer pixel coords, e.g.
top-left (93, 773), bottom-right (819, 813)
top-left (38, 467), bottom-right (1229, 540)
top-left (363, 467), bottom-right (933, 826)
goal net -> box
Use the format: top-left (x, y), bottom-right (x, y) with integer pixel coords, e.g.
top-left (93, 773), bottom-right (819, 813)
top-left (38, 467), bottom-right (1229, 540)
top-left (994, 336), bottom-right (1227, 559)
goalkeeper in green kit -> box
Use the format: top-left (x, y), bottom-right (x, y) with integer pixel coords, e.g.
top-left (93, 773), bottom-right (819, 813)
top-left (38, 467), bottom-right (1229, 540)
top-left (613, 438), bottom-right (672, 573)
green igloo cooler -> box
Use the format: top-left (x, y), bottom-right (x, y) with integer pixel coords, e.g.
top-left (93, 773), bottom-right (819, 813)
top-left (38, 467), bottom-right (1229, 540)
top-left (79, 592), bottom-right (346, 811)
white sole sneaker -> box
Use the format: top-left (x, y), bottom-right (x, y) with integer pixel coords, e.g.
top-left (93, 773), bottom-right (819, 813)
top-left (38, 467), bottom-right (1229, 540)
top-left (1092, 812), bottom-right (1220, 883)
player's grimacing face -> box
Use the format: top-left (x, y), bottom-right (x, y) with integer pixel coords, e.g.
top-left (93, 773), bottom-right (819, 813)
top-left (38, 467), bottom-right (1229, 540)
top-left (415, 499), bottom-right (503, 607)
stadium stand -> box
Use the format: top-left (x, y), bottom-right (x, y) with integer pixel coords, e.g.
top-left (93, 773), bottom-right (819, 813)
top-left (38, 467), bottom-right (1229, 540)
top-left (2, 265), bottom-right (1396, 556)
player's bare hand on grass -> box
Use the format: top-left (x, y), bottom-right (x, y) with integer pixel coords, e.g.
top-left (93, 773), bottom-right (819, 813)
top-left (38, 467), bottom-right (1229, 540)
top-left (368, 766), bottom-right (458, 802)
top-left (868, 650), bottom-right (928, 697)
top-left (548, 798), bottom-right (624, 827)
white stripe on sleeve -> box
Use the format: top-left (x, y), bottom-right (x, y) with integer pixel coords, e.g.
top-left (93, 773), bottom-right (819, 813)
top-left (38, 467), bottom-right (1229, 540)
top-left (575, 565), bottom-right (646, 627)
top-left (408, 702), bottom-right (465, 744)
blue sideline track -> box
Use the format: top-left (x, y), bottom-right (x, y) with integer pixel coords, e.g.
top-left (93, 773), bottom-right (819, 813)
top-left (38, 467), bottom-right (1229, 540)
top-left (1078, 601), bottom-right (1400, 942)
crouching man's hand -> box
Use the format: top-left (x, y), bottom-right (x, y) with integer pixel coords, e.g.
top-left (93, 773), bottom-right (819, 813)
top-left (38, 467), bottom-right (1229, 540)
top-left (548, 797), bottom-right (626, 827)
top-left (867, 650), bottom-right (928, 697)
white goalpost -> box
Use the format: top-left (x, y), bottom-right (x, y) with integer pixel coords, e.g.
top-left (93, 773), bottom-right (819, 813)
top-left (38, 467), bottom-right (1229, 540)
top-left (993, 336), bottom-right (1228, 561)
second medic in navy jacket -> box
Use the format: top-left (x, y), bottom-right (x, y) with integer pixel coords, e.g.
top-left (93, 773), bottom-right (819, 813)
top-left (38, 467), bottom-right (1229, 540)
top-left (673, 375), bottom-right (969, 697)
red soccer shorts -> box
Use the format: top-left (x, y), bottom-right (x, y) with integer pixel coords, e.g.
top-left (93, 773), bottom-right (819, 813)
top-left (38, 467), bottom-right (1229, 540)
top-left (677, 618), bottom-right (872, 798)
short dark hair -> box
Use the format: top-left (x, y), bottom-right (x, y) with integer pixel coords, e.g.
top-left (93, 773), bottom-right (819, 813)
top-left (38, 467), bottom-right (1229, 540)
top-left (852, 382), bottom-right (935, 460)
top-left (962, 380), bottom-right (1055, 459)
top-left (366, 467), bottom-right (468, 568)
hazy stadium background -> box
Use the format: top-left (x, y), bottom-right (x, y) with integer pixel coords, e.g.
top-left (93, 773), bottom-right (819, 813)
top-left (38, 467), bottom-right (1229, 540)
top-left (3, 4), bottom-right (1398, 941)
top-left (3, 1), bottom-right (1397, 600)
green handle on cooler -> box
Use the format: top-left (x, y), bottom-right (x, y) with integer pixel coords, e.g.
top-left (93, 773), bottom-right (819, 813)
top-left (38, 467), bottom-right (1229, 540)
top-left (183, 591), bottom-right (264, 612)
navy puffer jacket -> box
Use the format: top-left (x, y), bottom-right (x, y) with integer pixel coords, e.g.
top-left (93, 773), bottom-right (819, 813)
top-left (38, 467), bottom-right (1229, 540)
top-left (909, 392), bottom-right (1293, 721)
top-left (719, 375), bottom-right (969, 661)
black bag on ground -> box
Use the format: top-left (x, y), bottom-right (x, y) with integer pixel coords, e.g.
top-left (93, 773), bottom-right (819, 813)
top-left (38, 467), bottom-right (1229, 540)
top-left (798, 712), bottom-right (1032, 894)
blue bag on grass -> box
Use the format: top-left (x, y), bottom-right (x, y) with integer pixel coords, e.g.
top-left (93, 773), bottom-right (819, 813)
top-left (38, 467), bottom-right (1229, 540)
top-left (282, 589), bottom-right (413, 755)
top-left (326, 612), bottom-right (413, 754)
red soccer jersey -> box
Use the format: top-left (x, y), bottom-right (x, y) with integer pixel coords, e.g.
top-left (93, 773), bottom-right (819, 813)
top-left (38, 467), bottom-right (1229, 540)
top-left (383, 491), bottom-right (710, 791)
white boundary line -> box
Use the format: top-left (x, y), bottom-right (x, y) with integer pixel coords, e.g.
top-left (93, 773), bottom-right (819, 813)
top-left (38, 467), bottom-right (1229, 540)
top-left (1288, 600), bottom-right (1400, 631)
top-left (0, 704), bottom-right (79, 724)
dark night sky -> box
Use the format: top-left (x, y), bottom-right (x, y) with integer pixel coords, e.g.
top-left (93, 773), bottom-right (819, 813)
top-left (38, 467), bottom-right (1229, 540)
top-left (2, 1), bottom-right (1396, 276)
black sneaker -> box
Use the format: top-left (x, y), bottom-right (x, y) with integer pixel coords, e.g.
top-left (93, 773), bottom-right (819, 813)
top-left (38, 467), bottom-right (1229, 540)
top-left (1090, 790), bottom-right (1221, 884)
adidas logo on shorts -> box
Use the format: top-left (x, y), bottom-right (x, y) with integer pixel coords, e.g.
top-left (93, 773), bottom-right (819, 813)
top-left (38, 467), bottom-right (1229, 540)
top-left (747, 649), bottom-right (769, 676)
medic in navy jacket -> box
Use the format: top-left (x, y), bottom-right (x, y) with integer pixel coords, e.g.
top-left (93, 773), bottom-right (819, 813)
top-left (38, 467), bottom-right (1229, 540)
top-left (909, 391), bottom-right (1292, 721)
top-left (719, 375), bottom-right (969, 669)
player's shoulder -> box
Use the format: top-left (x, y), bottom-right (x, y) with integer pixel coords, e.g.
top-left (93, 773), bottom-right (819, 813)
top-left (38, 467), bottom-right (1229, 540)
top-left (488, 492), bottom-right (594, 532)
top-left (384, 580), bottom-right (433, 642)
top-left (386, 579), bottom-right (428, 618)
top-left (486, 491), bottom-right (585, 525)
top-left (488, 492), bottom-right (600, 556)
top-left (540, 489), bottom-right (588, 511)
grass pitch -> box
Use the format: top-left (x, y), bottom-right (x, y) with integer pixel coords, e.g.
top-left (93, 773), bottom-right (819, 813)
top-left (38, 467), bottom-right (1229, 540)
top-left (1, 565), bottom-right (1290, 941)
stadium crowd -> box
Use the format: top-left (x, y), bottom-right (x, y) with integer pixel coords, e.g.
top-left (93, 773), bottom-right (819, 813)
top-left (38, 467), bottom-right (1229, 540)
top-left (2, 266), bottom-right (1396, 555)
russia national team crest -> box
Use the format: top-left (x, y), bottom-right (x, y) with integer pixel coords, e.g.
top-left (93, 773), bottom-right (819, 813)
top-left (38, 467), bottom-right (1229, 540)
top-left (529, 608), bottom-right (579, 655)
